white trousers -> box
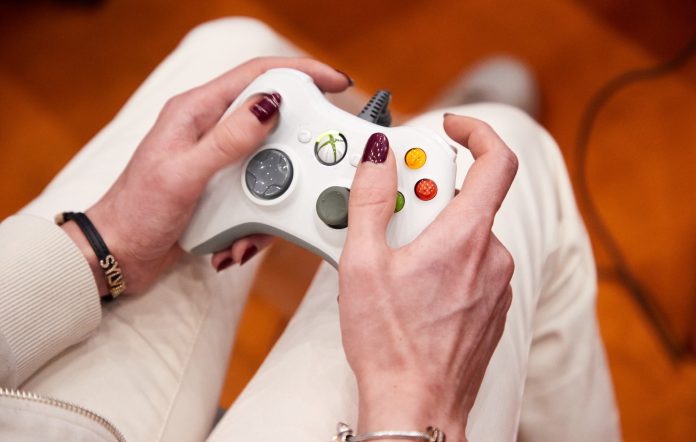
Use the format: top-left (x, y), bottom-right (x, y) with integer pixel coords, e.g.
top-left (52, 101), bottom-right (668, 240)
top-left (19, 17), bottom-right (620, 442)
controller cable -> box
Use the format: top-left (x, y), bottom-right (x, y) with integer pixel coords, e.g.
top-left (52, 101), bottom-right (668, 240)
top-left (574, 33), bottom-right (696, 360)
top-left (358, 90), bottom-right (393, 127)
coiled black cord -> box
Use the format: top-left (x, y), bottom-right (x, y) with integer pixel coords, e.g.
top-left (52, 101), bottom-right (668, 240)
top-left (574, 34), bottom-right (696, 359)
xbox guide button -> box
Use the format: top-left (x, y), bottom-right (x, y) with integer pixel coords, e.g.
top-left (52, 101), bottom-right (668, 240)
top-left (245, 149), bottom-right (293, 200)
top-left (315, 130), bottom-right (347, 165)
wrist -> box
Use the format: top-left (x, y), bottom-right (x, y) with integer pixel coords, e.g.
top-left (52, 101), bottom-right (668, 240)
top-left (335, 422), bottom-right (446, 442)
top-left (59, 208), bottom-right (133, 297)
top-left (356, 374), bottom-right (467, 442)
top-left (87, 205), bottom-right (145, 295)
top-left (61, 220), bottom-right (110, 296)
top-left (84, 203), bottom-right (183, 294)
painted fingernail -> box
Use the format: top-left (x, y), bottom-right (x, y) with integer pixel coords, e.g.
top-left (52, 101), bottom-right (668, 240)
top-left (216, 257), bottom-right (234, 272)
top-left (362, 132), bottom-right (389, 164)
top-left (240, 245), bottom-right (259, 266)
top-left (335, 69), bottom-right (354, 86)
top-left (250, 92), bottom-right (282, 122)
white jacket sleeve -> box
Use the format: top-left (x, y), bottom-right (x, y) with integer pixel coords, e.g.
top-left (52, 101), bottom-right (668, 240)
top-left (0, 215), bottom-right (102, 388)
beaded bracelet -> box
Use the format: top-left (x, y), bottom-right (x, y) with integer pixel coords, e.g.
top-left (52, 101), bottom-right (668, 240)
top-left (333, 422), bottom-right (446, 442)
top-left (56, 211), bottom-right (126, 301)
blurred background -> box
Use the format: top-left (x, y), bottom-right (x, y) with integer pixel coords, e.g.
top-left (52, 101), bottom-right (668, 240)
top-left (0, 0), bottom-right (694, 440)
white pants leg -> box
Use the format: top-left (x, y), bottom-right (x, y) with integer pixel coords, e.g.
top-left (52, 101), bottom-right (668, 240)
top-left (18, 18), bottom-right (310, 442)
top-left (209, 105), bottom-right (621, 441)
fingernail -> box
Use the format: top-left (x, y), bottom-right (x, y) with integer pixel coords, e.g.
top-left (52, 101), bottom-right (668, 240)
top-left (443, 112), bottom-right (454, 118)
top-left (335, 69), bottom-right (354, 86)
top-left (250, 92), bottom-right (282, 122)
top-left (240, 245), bottom-right (259, 266)
top-left (362, 133), bottom-right (389, 164)
top-left (216, 257), bottom-right (234, 272)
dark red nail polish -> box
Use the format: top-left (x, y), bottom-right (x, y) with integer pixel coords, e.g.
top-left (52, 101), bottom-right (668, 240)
top-left (240, 246), bottom-right (259, 266)
top-left (362, 133), bottom-right (389, 164)
top-left (250, 92), bottom-right (282, 122)
top-left (216, 257), bottom-right (234, 272)
top-left (335, 69), bottom-right (354, 86)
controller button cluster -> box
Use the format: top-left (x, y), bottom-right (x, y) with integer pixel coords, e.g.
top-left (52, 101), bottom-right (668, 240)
top-left (316, 186), bottom-right (350, 229)
top-left (245, 149), bottom-right (294, 200)
top-left (315, 130), bottom-right (348, 165)
top-left (415, 178), bottom-right (438, 201)
top-left (405, 147), bottom-right (427, 169)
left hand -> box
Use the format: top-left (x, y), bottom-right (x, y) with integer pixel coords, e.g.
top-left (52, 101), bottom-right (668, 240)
top-left (63, 57), bottom-right (352, 294)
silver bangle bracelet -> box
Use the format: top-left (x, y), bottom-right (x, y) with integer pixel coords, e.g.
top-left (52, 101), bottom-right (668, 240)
top-left (334, 422), bottom-right (446, 442)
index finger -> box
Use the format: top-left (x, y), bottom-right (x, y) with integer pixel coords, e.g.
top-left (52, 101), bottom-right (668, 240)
top-left (157, 57), bottom-right (352, 137)
top-left (443, 114), bottom-right (518, 218)
top-left (415, 114), bottom-right (518, 251)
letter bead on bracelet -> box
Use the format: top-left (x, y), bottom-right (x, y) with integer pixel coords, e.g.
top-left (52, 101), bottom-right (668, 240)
top-left (333, 422), bottom-right (446, 442)
top-left (55, 211), bottom-right (126, 301)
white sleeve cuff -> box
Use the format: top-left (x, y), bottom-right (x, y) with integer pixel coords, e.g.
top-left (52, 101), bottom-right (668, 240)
top-left (0, 215), bottom-right (102, 387)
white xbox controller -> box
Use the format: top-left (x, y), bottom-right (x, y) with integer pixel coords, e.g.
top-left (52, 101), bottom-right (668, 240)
top-left (179, 68), bottom-right (457, 267)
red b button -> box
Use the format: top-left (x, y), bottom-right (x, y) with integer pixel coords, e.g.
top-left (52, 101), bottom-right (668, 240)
top-left (415, 179), bottom-right (437, 201)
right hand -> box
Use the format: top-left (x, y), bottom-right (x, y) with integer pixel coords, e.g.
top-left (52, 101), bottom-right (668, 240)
top-left (338, 115), bottom-right (518, 441)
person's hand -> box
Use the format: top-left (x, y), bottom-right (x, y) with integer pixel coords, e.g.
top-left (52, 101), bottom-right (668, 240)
top-left (338, 115), bottom-right (518, 441)
top-left (62, 57), bottom-right (352, 295)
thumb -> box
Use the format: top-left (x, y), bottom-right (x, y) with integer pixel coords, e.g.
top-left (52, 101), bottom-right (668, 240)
top-left (345, 133), bottom-right (397, 252)
top-left (191, 92), bottom-right (282, 178)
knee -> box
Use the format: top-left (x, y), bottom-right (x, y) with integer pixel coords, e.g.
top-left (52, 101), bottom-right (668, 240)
top-left (458, 103), bottom-right (557, 161)
top-left (410, 103), bottom-right (557, 163)
top-left (464, 103), bottom-right (540, 142)
top-left (182, 17), bottom-right (281, 51)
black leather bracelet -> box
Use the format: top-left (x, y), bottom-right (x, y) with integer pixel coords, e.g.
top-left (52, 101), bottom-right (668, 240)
top-left (56, 211), bottom-right (126, 301)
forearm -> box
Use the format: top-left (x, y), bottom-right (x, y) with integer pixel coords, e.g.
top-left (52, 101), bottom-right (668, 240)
top-left (60, 219), bottom-right (110, 295)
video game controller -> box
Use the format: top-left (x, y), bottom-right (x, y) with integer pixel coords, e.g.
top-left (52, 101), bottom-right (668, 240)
top-left (179, 68), bottom-right (457, 267)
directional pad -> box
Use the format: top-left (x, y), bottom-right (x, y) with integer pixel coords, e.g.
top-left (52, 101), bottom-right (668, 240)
top-left (245, 149), bottom-right (294, 200)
